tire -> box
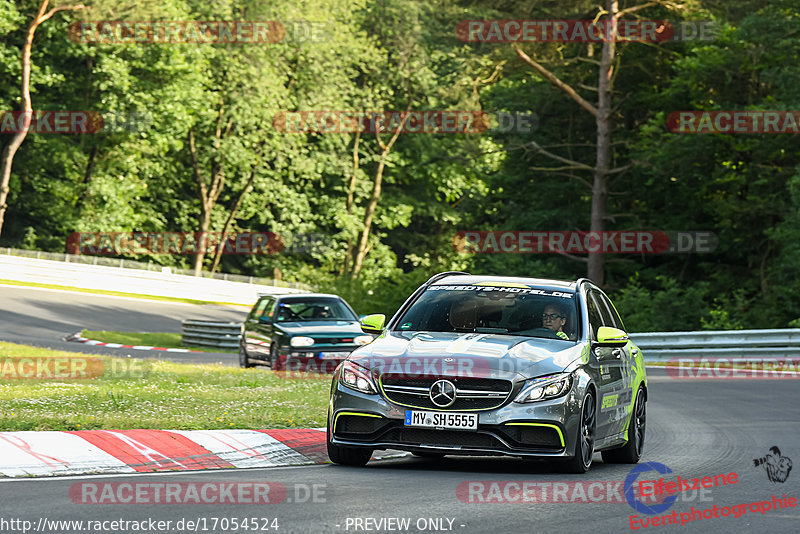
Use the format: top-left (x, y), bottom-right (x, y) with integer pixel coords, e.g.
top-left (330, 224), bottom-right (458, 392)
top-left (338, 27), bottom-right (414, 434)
top-left (327, 413), bottom-right (373, 466)
top-left (564, 391), bottom-right (596, 474)
top-left (602, 386), bottom-right (646, 464)
top-left (238, 343), bottom-right (254, 368)
top-left (268, 343), bottom-right (278, 369)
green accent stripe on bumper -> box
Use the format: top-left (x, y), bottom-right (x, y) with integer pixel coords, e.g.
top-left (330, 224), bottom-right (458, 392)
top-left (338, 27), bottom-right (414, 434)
top-left (333, 411), bottom-right (382, 434)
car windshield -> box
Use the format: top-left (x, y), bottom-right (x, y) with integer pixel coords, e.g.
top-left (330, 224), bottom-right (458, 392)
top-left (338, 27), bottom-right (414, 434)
top-left (275, 298), bottom-right (356, 322)
top-left (394, 284), bottom-right (579, 341)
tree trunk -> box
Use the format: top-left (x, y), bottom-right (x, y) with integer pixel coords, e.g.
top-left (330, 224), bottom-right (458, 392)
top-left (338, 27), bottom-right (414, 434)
top-left (513, 1), bottom-right (630, 287)
top-left (350, 113), bottom-right (408, 278)
top-left (588, 0), bottom-right (618, 285)
top-left (350, 149), bottom-right (387, 278)
top-left (342, 131), bottom-right (360, 275)
top-left (0, 0), bottom-right (85, 238)
top-left (209, 166), bottom-right (258, 274)
top-left (188, 124), bottom-right (226, 277)
top-left (192, 202), bottom-right (212, 276)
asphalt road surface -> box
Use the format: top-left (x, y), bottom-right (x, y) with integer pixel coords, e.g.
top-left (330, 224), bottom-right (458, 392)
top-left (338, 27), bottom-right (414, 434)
top-left (1, 369), bottom-right (797, 534)
top-left (0, 285), bottom-right (247, 364)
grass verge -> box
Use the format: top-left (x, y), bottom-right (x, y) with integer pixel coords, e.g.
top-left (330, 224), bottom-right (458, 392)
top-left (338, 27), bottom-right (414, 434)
top-left (0, 279), bottom-right (247, 307)
top-left (0, 342), bottom-right (329, 431)
top-left (81, 330), bottom-right (236, 354)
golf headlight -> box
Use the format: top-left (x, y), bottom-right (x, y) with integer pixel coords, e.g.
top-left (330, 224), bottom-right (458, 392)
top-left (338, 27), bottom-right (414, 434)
top-left (339, 361), bottom-right (377, 394)
top-left (515, 373), bottom-right (572, 403)
top-left (290, 336), bottom-right (314, 347)
top-left (354, 335), bottom-right (374, 346)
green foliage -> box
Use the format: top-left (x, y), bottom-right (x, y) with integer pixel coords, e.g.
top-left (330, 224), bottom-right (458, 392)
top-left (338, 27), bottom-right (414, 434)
top-left (611, 275), bottom-right (709, 332)
top-left (0, 341), bottom-right (328, 430)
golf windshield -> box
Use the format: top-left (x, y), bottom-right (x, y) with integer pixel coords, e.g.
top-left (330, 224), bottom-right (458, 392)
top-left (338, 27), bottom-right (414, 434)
top-left (394, 284), bottom-right (579, 341)
top-left (275, 298), bottom-right (357, 322)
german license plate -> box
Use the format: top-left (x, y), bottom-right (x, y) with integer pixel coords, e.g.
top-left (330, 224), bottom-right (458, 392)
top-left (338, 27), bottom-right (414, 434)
top-left (319, 352), bottom-right (348, 360)
top-left (404, 410), bottom-right (477, 430)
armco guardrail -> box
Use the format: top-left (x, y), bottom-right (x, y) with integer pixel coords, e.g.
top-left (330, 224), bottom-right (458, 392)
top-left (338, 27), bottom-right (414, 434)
top-left (0, 246), bottom-right (310, 289)
top-left (182, 320), bottom-right (243, 349)
top-left (178, 325), bottom-right (800, 360)
top-left (0, 252), bottom-right (308, 305)
top-left (630, 329), bottom-right (800, 361)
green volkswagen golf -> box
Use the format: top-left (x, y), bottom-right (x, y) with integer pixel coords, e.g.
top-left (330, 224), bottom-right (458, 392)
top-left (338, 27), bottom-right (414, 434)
top-left (327, 272), bottom-right (647, 473)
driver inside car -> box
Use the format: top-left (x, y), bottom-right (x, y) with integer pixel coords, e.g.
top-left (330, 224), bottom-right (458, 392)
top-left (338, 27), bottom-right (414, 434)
top-left (542, 304), bottom-right (570, 340)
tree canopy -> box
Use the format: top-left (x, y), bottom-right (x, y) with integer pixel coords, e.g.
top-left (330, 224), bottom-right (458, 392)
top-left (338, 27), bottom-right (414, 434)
top-left (1, 0), bottom-right (798, 331)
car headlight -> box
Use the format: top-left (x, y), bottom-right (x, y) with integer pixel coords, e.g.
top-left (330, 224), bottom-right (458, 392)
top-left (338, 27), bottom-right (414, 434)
top-left (290, 336), bottom-right (314, 347)
top-left (514, 373), bottom-right (572, 403)
top-left (354, 335), bottom-right (374, 346)
top-left (339, 361), bottom-right (377, 394)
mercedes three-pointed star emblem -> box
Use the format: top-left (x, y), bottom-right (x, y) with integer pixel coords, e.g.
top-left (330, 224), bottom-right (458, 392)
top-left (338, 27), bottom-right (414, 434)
top-left (429, 379), bottom-right (457, 407)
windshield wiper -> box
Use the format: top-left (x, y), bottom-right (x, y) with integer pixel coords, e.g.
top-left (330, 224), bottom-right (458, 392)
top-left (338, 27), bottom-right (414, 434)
top-left (474, 327), bottom-right (508, 334)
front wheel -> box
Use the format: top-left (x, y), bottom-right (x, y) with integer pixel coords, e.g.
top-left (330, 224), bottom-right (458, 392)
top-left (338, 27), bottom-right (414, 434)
top-left (327, 413), bottom-right (373, 466)
top-left (268, 343), bottom-right (278, 369)
top-left (238, 343), bottom-right (253, 368)
top-left (564, 391), bottom-right (595, 473)
top-left (602, 386), bottom-right (646, 464)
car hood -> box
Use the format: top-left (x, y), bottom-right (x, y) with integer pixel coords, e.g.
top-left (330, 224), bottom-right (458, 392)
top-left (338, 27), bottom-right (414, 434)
top-left (275, 321), bottom-right (364, 336)
top-left (350, 331), bottom-right (585, 382)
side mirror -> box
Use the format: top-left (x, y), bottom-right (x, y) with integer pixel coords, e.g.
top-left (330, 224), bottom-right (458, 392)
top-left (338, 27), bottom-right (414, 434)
top-left (596, 326), bottom-right (629, 348)
top-left (360, 313), bottom-right (386, 335)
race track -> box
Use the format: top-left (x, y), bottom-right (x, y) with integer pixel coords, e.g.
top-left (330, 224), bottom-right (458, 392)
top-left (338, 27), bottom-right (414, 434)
top-left (0, 286), bottom-right (798, 533)
top-left (1, 374), bottom-right (797, 533)
top-left (0, 285), bottom-right (246, 364)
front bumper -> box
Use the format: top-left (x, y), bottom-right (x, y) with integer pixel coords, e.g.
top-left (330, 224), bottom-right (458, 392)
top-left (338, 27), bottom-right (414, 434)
top-left (275, 348), bottom-right (355, 372)
top-left (329, 381), bottom-right (583, 459)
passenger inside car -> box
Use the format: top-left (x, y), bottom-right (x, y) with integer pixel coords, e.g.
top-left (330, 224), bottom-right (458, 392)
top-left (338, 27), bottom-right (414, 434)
top-left (449, 298), bottom-right (478, 330)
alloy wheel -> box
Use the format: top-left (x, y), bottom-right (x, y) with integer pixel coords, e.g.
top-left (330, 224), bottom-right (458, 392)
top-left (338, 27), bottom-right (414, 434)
top-left (634, 392), bottom-right (646, 456)
top-left (580, 394), bottom-right (596, 467)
